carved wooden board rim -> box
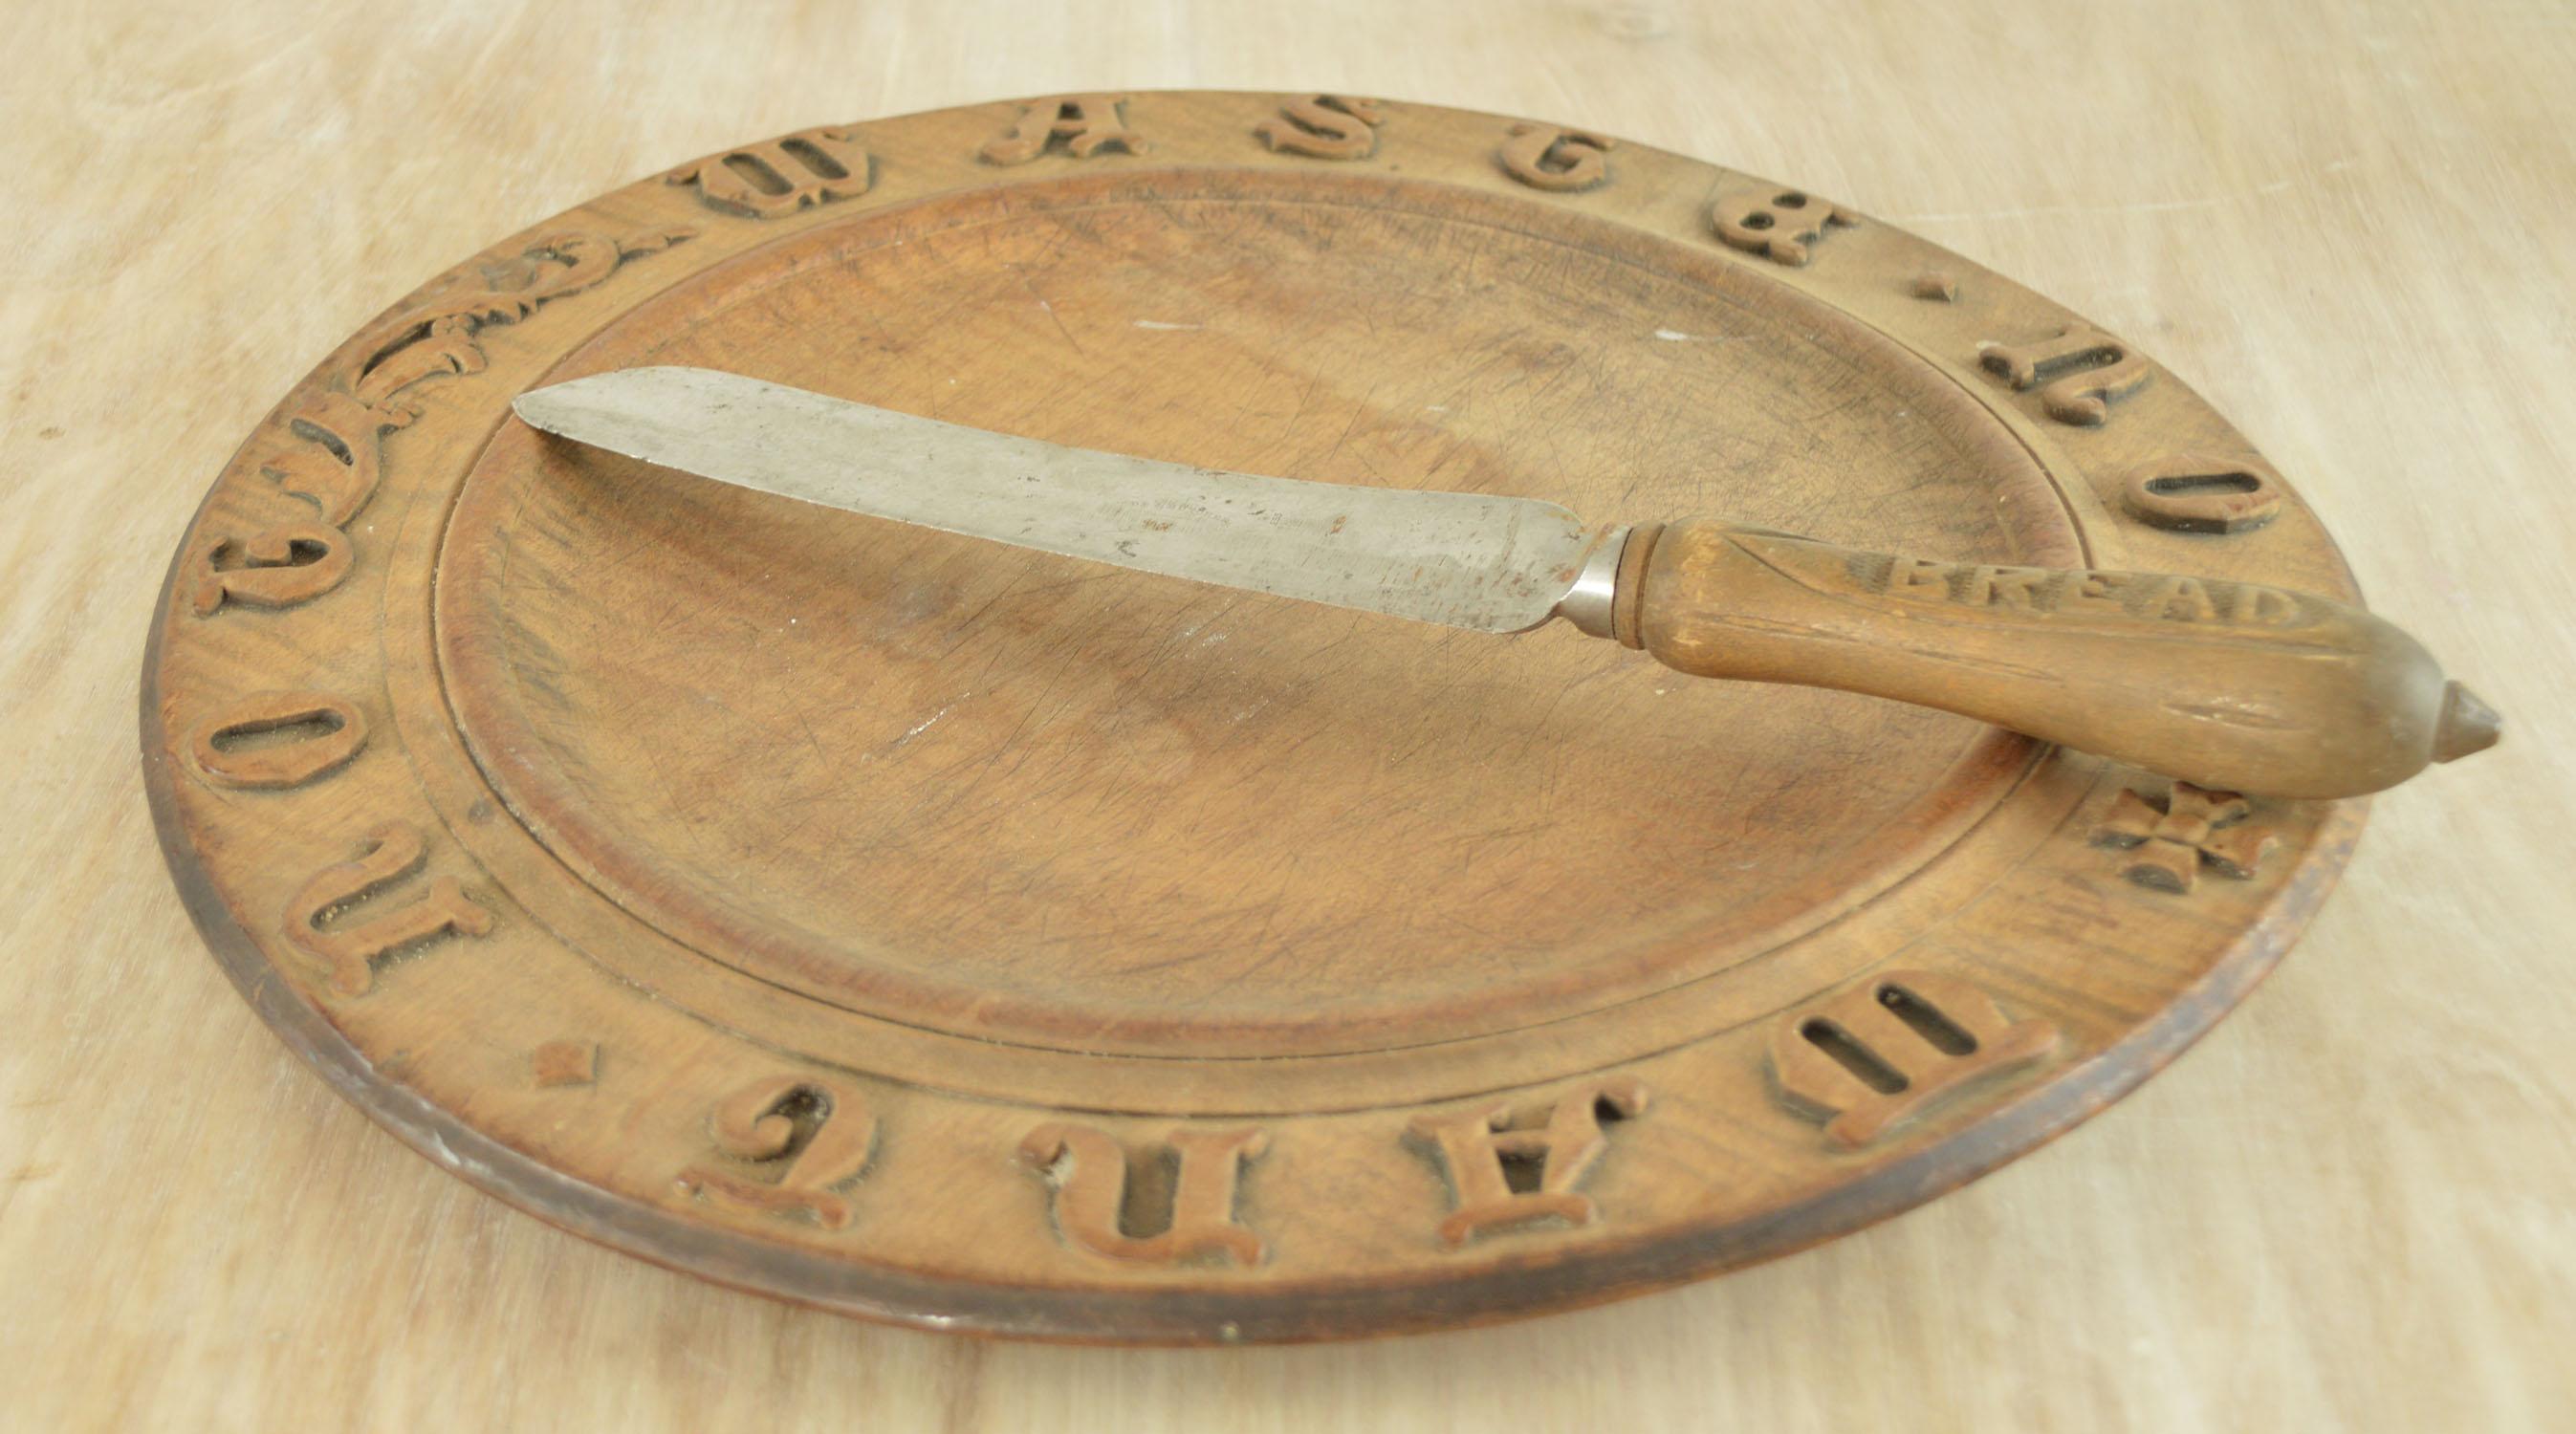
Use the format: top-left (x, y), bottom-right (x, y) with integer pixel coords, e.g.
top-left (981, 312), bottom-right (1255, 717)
top-left (142, 91), bottom-right (2367, 1342)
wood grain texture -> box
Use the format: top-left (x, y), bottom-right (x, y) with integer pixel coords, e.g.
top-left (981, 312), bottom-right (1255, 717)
top-left (143, 88), bottom-right (2366, 1342)
top-left (5, 0), bottom-right (2571, 1427)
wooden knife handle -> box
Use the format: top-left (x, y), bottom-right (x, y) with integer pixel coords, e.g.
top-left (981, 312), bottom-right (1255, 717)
top-left (1614, 520), bottom-right (2499, 799)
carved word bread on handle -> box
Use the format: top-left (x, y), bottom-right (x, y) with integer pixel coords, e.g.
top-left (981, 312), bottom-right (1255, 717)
top-left (1730, 529), bottom-right (2313, 629)
top-left (1977, 323), bottom-right (2152, 425)
top-left (1498, 123), bottom-right (1615, 191)
top-left (2093, 782), bottom-right (2278, 892)
top-left (185, 690), bottom-right (368, 791)
top-left (1255, 96), bottom-right (1386, 161)
top-left (1874, 554), bottom-right (2305, 626)
top-left (1771, 971), bottom-right (2060, 1148)
top-left (676, 1074), bottom-right (877, 1229)
top-left (1408, 1077), bottom-right (1648, 1247)
top-left (980, 95), bottom-right (1148, 164)
top-left (283, 822), bottom-right (493, 997)
top-left (1019, 1124), bottom-right (1270, 1266)
top-left (1710, 184), bottom-right (1857, 266)
top-left (668, 126), bottom-right (872, 217)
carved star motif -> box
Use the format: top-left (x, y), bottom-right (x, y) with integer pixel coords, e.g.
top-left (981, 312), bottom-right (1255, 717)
top-left (2093, 782), bottom-right (2278, 893)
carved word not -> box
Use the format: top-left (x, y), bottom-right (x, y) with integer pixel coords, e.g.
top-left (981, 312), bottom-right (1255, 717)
top-left (1977, 323), bottom-right (2151, 425)
top-left (1256, 96), bottom-right (1386, 161)
top-left (284, 822), bottom-right (492, 996)
top-left (676, 1074), bottom-right (876, 1228)
top-left (1408, 1077), bottom-right (1647, 1246)
top-left (1498, 123), bottom-right (1614, 191)
top-left (186, 690), bottom-right (368, 791)
top-left (1773, 970), bottom-right (2061, 1147)
top-left (1711, 186), bottom-right (1856, 266)
top-left (2121, 454), bottom-right (2284, 534)
top-left (669, 126), bottom-right (871, 217)
top-left (1020, 1124), bottom-right (1269, 1266)
top-left (2093, 782), bottom-right (2277, 892)
top-left (980, 95), bottom-right (1147, 164)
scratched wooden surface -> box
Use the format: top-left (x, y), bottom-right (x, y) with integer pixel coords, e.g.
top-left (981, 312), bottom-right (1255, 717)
top-left (5, 1), bottom-right (2571, 1429)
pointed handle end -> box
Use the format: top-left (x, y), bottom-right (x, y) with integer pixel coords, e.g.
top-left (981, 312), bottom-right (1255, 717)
top-left (2432, 681), bottom-right (2503, 764)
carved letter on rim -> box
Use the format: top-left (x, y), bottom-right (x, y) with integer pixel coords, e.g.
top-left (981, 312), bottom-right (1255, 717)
top-left (1408, 1077), bottom-right (1647, 1246)
top-left (668, 126), bottom-right (871, 217)
top-left (1499, 123), bottom-right (1614, 191)
top-left (1019, 1124), bottom-right (1269, 1266)
top-left (1711, 185), bottom-right (1857, 266)
top-left (1977, 323), bottom-right (2152, 425)
top-left (223, 223), bottom-right (692, 637)
top-left (188, 523), bottom-right (352, 616)
top-left (348, 229), bottom-right (693, 407)
top-left (979, 95), bottom-right (1147, 164)
top-left (283, 822), bottom-right (493, 996)
top-left (1772, 970), bottom-right (2060, 1147)
top-left (186, 690), bottom-right (368, 791)
top-left (676, 1074), bottom-right (877, 1228)
top-left (258, 394), bottom-right (413, 529)
top-left (2121, 454), bottom-right (2283, 533)
top-left (1256, 96), bottom-right (1386, 161)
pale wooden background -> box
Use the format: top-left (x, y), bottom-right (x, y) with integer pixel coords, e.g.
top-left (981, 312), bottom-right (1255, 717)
top-left (6, 1), bottom-right (2571, 1428)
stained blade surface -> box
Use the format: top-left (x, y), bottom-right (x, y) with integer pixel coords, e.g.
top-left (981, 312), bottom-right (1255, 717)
top-left (512, 366), bottom-right (1598, 633)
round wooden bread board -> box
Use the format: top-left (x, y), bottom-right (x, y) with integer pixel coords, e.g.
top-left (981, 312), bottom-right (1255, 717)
top-left (142, 91), bottom-right (2363, 1343)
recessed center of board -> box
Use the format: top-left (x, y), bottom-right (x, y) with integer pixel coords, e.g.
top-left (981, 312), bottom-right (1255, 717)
top-left (436, 172), bottom-right (2077, 1056)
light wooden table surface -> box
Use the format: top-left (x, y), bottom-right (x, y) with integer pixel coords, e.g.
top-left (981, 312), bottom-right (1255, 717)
top-left (7, 1), bottom-right (2570, 1428)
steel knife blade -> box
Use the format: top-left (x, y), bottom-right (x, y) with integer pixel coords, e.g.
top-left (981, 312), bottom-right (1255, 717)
top-left (512, 366), bottom-right (1624, 635)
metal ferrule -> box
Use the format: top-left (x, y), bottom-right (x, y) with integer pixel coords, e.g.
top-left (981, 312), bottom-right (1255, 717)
top-left (1554, 526), bottom-right (1631, 638)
